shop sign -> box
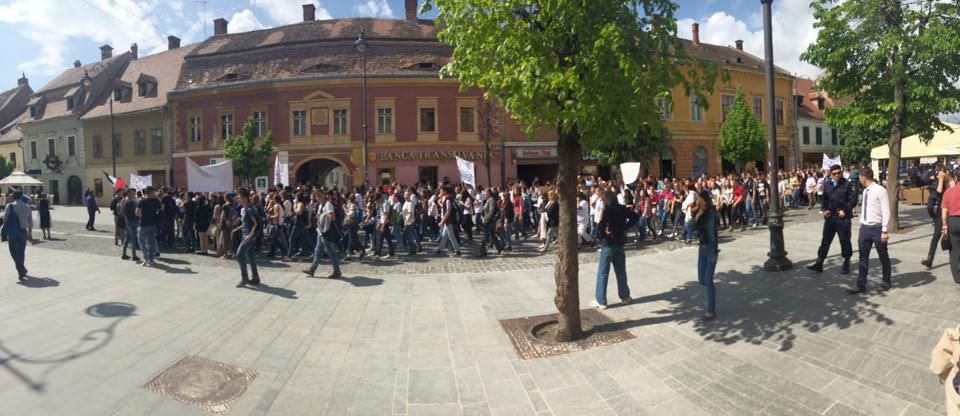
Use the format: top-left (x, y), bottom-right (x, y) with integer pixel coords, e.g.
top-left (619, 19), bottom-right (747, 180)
top-left (514, 148), bottom-right (557, 159)
top-left (373, 151), bottom-right (490, 162)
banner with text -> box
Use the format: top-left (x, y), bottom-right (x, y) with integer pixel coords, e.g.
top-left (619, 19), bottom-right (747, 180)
top-left (186, 158), bottom-right (234, 192)
top-left (822, 154), bottom-right (843, 171)
top-left (129, 174), bottom-right (152, 191)
top-left (456, 157), bottom-right (476, 187)
top-left (273, 154), bottom-right (289, 187)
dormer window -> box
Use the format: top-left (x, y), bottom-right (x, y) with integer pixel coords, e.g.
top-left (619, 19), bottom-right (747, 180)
top-left (113, 84), bottom-right (132, 102)
top-left (30, 105), bottom-right (39, 118)
top-left (137, 74), bottom-right (158, 97)
top-left (66, 96), bottom-right (75, 111)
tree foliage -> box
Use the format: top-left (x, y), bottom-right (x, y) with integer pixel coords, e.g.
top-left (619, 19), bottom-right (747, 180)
top-left (802, 0), bottom-right (960, 229)
top-left (0, 155), bottom-right (13, 179)
top-left (224, 119), bottom-right (274, 185)
top-left (422, 0), bottom-right (718, 340)
top-left (718, 88), bottom-right (765, 166)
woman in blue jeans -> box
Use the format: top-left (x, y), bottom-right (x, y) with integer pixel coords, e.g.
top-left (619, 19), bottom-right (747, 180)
top-left (693, 190), bottom-right (720, 320)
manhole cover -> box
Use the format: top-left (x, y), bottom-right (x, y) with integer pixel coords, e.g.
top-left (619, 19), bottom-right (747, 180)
top-left (500, 309), bottom-right (635, 360)
top-left (143, 356), bottom-right (257, 414)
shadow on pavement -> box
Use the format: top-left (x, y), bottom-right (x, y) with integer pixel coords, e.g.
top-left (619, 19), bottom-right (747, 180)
top-left (151, 263), bottom-right (196, 275)
top-left (16, 276), bottom-right (60, 288)
top-left (244, 283), bottom-right (298, 299)
top-left (341, 276), bottom-right (384, 287)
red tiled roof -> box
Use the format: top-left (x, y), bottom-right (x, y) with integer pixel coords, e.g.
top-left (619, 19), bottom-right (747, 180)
top-left (793, 77), bottom-right (835, 120)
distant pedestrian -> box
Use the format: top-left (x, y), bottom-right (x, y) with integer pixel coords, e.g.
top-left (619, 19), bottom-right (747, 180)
top-left (120, 189), bottom-right (140, 262)
top-left (235, 188), bottom-right (261, 287)
top-left (84, 190), bottom-right (100, 231)
top-left (38, 193), bottom-right (52, 240)
top-left (591, 190), bottom-right (638, 310)
top-left (2, 189), bottom-right (32, 280)
top-left (693, 190), bottom-right (720, 320)
top-left (137, 186), bottom-right (162, 266)
top-left (847, 167), bottom-right (892, 294)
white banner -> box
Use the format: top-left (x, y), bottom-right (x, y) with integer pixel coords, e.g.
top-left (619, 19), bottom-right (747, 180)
top-left (620, 162), bottom-right (643, 185)
top-left (129, 174), bottom-right (152, 191)
top-left (822, 154), bottom-right (843, 171)
top-left (273, 154), bottom-right (288, 187)
top-left (456, 157), bottom-right (475, 187)
top-left (186, 158), bottom-right (234, 192)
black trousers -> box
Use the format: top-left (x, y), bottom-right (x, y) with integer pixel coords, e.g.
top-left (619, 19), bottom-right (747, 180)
top-left (927, 207), bottom-right (942, 261)
top-left (817, 216), bottom-right (853, 260)
top-left (948, 217), bottom-right (960, 284)
top-left (857, 225), bottom-right (891, 289)
top-left (86, 209), bottom-right (96, 230)
top-left (480, 221), bottom-right (504, 255)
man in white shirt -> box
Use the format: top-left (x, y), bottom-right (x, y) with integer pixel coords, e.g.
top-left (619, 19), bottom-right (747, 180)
top-left (848, 167), bottom-right (892, 294)
top-left (805, 174), bottom-right (817, 209)
top-left (401, 190), bottom-right (419, 255)
top-left (577, 192), bottom-right (594, 245)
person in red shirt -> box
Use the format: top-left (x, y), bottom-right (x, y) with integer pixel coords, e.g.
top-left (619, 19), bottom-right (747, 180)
top-left (732, 180), bottom-right (745, 231)
top-left (939, 168), bottom-right (960, 283)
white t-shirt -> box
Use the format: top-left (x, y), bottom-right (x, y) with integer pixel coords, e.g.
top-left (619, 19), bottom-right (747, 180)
top-left (402, 200), bottom-right (416, 226)
top-left (805, 177), bottom-right (817, 193)
top-left (317, 201), bottom-right (334, 233)
top-left (576, 200), bottom-right (589, 225)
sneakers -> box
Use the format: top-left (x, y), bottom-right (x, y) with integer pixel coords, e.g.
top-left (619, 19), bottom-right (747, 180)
top-left (302, 269), bottom-right (315, 277)
top-left (121, 255), bottom-right (130, 260)
top-left (589, 300), bottom-right (607, 310)
top-left (328, 271), bottom-right (343, 279)
top-left (380, 254), bottom-right (392, 260)
top-left (620, 296), bottom-right (632, 305)
top-left (132, 256), bottom-right (141, 262)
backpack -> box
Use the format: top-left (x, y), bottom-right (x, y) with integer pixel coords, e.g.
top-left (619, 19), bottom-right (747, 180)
top-left (1, 204), bottom-right (23, 241)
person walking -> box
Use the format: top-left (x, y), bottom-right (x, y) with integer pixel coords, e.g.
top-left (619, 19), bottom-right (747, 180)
top-left (84, 190), bottom-right (100, 231)
top-left (923, 166), bottom-right (950, 268)
top-left (847, 167), bottom-right (892, 294)
top-left (435, 185), bottom-right (462, 257)
top-left (940, 168), bottom-right (960, 284)
top-left (590, 190), bottom-right (638, 310)
top-left (235, 188), bottom-right (261, 287)
top-left (120, 189), bottom-right (140, 261)
top-left (38, 193), bottom-right (52, 240)
top-left (195, 194), bottom-right (212, 255)
top-left (2, 189), bottom-right (32, 280)
top-left (304, 191), bottom-right (342, 279)
top-left (401, 189), bottom-right (420, 256)
top-left (136, 187), bottom-right (162, 267)
top-left (539, 191), bottom-right (559, 252)
top-left (692, 190), bottom-right (720, 320)
top-left (808, 165), bottom-right (857, 274)
top-left (479, 188), bottom-right (504, 257)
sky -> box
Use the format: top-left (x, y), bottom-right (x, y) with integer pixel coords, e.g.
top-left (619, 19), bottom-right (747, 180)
top-left (0, 0), bottom-right (823, 93)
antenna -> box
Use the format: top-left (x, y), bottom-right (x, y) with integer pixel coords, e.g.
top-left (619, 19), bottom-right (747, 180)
top-left (194, 0), bottom-right (208, 38)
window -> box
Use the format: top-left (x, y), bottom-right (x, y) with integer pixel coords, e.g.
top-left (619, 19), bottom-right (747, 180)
top-left (831, 128), bottom-right (838, 146)
top-left (815, 127), bottom-right (823, 145)
top-left (47, 138), bottom-right (55, 157)
top-left (134, 130), bottom-right (146, 156)
top-left (802, 126), bottom-right (810, 145)
top-left (292, 110), bottom-right (307, 136)
top-left (138, 81), bottom-right (156, 97)
top-left (220, 112), bottom-right (233, 140)
top-left (377, 108), bottom-right (392, 134)
top-left (333, 109), bottom-right (348, 135)
top-left (692, 147), bottom-right (708, 178)
top-left (657, 97), bottom-right (671, 120)
top-left (189, 115), bottom-right (202, 142)
top-left (94, 179), bottom-right (103, 198)
top-left (252, 111), bottom-right (267, 136)
top-left (151, 128), bottom-right (163, 154)
top-left (67, 136), bottom-right (76, 157)
top-left (93, 135), bottom-right (102, 158)
top-left (420, 107), bottom-right (436, 132)
top-left (9, 152), bottom-right (15, 166)
top-left (690, 94), bottom-right (703, 121)
top-left (721, 95), bottom-right (734, 121)
top-left (30, 141), bottom-right (37, 160)
top-left (459, 107), bottom-right (475, 133)
top-left (66, 97), bottom-right (75, 111)
top-left (113, 133), bottom-right (122, 157)
top-left (30, 106), bottom-right (38, 118)
top-left (775, 98), bottom-right (784, 125)
top-left (752, 97), bottom-right (762, 116)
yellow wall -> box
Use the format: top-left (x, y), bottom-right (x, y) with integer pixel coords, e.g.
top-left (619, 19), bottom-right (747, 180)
top-left (0, 142), bottom-right (23, 171)
top-left (83, 110), bottom-right (170, 204)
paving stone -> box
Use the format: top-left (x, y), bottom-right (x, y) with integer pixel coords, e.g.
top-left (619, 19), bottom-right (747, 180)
top-left (485, 379), bottom-right (530, 410)
top-left (456, 367), bottom-right (487, 405)
top-left (408, 369), bottom-right (458, 404)
top-left (462, 402), bottom-right (492, 416)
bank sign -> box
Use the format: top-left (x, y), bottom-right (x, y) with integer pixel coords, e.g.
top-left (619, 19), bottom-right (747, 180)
top-left (373, 151), bottom-right (492, 162)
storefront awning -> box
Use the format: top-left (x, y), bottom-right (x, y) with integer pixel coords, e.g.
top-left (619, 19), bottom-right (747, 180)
top-left (871, 123), bottom-right (960, 160)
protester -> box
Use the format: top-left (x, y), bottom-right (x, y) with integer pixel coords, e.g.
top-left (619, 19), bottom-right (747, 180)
top-left (235, 188), bottom-right (261, 287)
top-left (120, 189), bottom-right (140, 261)
top-left (137, 186), bottom-right (162, 267)
top-left (591, 190), bottom-right (637, 310)
top-left (304, 190), bottom-right (342, 279)
top-left (2, 189), bottom-right (32, 280)
top-left (847, 166), bottom-right (892, 294)
top-left (693, 189), bottom-right (720, 320)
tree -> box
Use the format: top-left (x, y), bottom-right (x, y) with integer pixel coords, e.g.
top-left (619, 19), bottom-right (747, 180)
top-left (803, 0), bottom-right (960, 231)
top-left (0, 155), bottom-right (13, 179)
top-left (718, 88), bottom-right (765, 170)
top-left (224, 119), bottom-right (274, 186)
top-left (422, 0), bottom-right (718, 341)
top-left (836, 122), bottom-right (887, 165)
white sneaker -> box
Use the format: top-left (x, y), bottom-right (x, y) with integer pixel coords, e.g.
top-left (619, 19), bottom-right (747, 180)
top-left (380, 254), bottom-right (392, 260)
top-left (589, 300), bottom-right (607, 310)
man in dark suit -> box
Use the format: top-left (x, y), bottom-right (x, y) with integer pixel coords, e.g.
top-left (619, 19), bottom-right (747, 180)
top-left (808, 164), bottom-right (858, 274)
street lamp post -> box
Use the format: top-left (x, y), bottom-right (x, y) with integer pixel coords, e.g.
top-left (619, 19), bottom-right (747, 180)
top-left (761, 0), bottom-right (792, 271)
top-left (355, 30), bottom-right (369, 189)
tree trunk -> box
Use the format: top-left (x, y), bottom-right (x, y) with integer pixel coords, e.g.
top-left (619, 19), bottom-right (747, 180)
top-left (553, 128), bottom-right (583, 342)
top-left (887, 50), bottom-right (905, 232)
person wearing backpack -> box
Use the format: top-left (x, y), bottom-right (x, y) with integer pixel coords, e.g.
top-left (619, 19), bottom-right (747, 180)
top-left (2, 189), bottom-right (33, 280)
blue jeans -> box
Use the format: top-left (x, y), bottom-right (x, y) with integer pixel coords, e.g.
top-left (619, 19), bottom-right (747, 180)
top-left (595, 244), bottom-right (629, 305)
top-left (857, 226), bottom-right (891, 289)
top-left (698, 243), bottom-right (718, 313)
top-left (310, 237), bottom-right (340, 275)
top-left (683, 220), bottom-right (694, 241)
top-left (436, 223), bottom-right (460, 254)
top-left (138, 225), bottom-right (158, 263)
top-left (744, 200), bottom-right (754, 226)
top-left (403, 224), bottom-right (420, 253)
top-left (236, 238), bottom-right (259, 281)
top-left (8, 235), bottom-right (27, 277)
top-left (122, 225), bottom-right (139, 258)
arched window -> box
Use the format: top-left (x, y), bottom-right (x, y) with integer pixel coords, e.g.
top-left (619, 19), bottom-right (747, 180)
top-left (659, 148), bottom-right (674, 178)
top-left (692, 146), bottom-right (708, 178)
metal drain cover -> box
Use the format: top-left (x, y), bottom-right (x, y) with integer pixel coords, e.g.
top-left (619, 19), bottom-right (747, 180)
top-left (143, 356), bottom-right (257, 414)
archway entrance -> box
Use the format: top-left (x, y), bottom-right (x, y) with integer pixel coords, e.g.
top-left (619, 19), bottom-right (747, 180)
top-left (67, 175), bottom-right (82, 205)
top-left (296, 158), bottom-right (349, 190)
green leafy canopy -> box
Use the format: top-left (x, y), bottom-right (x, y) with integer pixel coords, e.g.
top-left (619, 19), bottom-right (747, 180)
top-left (718, 88), bottom-right (765, 165)
top-left (224, 119), bottom-right (274, 184)
top-left (0, 155), bottom-right (13, 179)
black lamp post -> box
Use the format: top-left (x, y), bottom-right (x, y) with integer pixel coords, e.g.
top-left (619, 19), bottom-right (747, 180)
top-left (761, 0), bottom-right (792, 271)
top-left (355, 30), bottom-right (369, 188)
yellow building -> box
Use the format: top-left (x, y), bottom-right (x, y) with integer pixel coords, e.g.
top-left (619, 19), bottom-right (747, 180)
top-left (0, 75), bottom-right (32, 174)
top-left (81, 40), bottom-right (196, 204)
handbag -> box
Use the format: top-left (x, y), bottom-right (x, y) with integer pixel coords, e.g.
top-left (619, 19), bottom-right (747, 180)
top-left (943, 236), bottom-right (952, 252)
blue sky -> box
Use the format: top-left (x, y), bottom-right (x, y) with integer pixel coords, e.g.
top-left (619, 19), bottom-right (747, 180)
top-left (0, 0), bottom-right (820, 93)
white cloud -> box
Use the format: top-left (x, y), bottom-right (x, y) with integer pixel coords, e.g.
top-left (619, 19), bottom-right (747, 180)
top-left (229, 9), bottom-right (267, 33)
top-left (0, 0), bottom-right (168, 80)
top-left (677, 0), bottom-right (821, 79)
top-left (250, 0), bottom-right (332, 24)
top-left (355, 0), bottom-right (394, 18)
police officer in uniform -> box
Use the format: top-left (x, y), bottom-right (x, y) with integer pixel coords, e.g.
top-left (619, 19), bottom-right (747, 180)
top-left (808, 164), bottom-right (858, 274)
top-left (922, 165), bottom-right (951, 268)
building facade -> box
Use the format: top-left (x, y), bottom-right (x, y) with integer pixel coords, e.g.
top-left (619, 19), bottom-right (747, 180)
top-left (82, 39), bottom-right (196, 204)
top-left (19, 47), bottom-right (131, 204)
top-left (0, 75), bottom-right (33, 173)
top-left (794, 77), bottom-right (841, 168)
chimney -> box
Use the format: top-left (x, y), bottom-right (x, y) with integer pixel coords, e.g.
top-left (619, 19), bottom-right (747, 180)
top-left (130, 43), bottom-right (138, 59)
top-left (303, 3), bottom-right (315, 21)
top-left (214, 18), bottom-right (228, 35)
top-left (168, 35), bottom-right (181, 50)
top-left (100, 44), bottom-right (113, 60)
top-left (17, 73), bottom-right (28, 87)
top-left (691, 23), bottom-right (699, 46)
top-left (405, 0), bottom-right (417, 22)
top-left (74, 60), bottom-right (82, 68)
top-left (735, 39), bottom-right (743, 51)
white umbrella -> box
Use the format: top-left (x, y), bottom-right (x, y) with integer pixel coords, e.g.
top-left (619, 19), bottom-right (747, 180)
top-left (0, 171), bottom-right (44, 186)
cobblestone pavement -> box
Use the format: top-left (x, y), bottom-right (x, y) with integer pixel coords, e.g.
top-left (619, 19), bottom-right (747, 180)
top-left (0, 204), bottom-right (950, 416)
